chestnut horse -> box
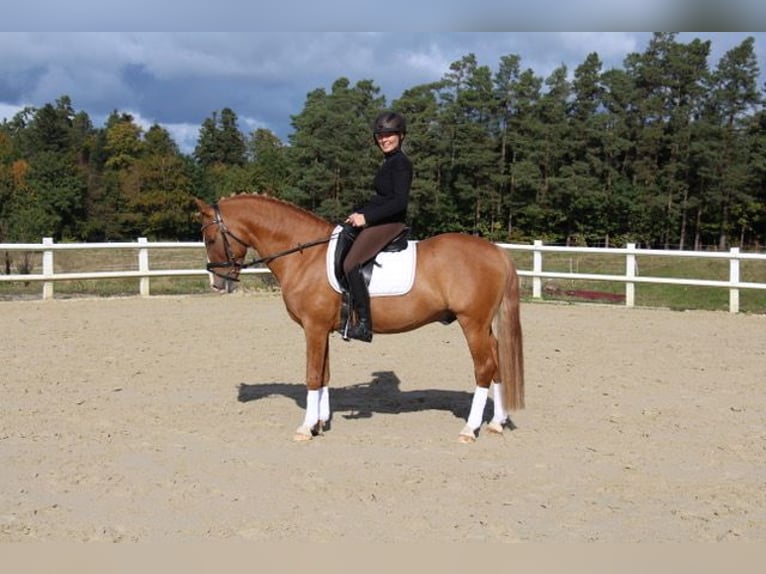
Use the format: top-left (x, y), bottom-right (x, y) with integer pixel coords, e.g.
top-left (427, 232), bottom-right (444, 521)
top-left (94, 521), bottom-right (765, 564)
top-left (195, 194), bottom-right (524, 443)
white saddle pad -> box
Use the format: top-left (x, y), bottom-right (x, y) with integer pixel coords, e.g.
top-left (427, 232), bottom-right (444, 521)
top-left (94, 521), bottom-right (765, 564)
top-left (326, 225), bottom-right (417, 297)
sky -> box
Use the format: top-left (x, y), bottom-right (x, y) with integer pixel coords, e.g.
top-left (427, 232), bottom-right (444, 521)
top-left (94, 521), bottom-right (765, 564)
top-left (1, 31), bottom-right (764, 154)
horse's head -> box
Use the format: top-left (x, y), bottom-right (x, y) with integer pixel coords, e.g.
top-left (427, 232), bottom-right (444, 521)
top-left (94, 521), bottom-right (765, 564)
top-left (195, 198), bottom-right (248, 293)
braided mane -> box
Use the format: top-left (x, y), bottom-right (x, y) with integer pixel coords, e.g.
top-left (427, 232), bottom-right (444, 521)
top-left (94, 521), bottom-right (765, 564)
top-left (228, 192), bottom-right (325, 220)
top-left (219, 192), bottom-right (334, 241)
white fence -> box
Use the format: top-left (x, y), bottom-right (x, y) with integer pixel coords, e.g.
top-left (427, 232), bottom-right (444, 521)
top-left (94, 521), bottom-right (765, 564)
top-left (1, 237), bottom-right (765, 313)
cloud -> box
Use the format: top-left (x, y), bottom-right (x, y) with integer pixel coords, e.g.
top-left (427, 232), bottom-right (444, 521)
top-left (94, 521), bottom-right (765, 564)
top-left (558, 33), bottom-right (642, 59)
top-left (2, 32), bottom-right (764, 156)
top-left (158, 122), bottom-right (202, 155)
top-left (0, 102), bottom-right (25, 123)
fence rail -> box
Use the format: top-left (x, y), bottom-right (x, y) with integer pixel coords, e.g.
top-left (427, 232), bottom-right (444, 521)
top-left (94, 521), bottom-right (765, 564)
top-left (2, 238), bottom-right (765, 313)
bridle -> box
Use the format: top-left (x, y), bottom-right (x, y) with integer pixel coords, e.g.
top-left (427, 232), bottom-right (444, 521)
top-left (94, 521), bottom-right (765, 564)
top-left (202, 203), bottom-right (334, 283)
top-left (201, 203), bottom-right (249, 282)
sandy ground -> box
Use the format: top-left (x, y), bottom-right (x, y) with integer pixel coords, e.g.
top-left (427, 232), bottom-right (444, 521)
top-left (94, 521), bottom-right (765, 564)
top-left (1, 293), bottom-right (764, 542)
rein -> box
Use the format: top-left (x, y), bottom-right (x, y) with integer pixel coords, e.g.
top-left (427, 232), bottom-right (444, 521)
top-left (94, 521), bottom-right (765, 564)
top-left (203, 203), bottom-right (334, 282)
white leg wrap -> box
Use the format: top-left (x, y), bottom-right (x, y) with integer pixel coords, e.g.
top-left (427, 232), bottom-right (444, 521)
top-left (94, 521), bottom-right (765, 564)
top-left (492, 382), bottom-right (508, 424)
top-left (302, 389), bottom-right (320, 429)
top-left (319, 386), bottom-right (330, 422)
top-left (466, 386), bottom-right (489, 430)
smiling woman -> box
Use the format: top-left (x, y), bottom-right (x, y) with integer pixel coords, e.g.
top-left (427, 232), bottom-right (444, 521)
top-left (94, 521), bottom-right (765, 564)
top-left (339, 111), bottom-right (413, 343)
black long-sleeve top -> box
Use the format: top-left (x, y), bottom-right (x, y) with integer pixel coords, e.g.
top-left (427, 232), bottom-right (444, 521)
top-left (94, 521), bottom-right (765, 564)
top-left (357, 149), bottom-right (413, 225)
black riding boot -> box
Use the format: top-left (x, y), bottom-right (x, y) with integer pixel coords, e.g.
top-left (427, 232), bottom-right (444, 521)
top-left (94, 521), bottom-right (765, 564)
top-left (335, 224), bottom-right (359, 338)
top-left (343, 265), bottom-right (373, 343)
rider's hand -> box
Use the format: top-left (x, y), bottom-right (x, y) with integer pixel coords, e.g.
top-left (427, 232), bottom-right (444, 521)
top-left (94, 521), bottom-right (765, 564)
top-left (346, 213), bottom-right (366, 227)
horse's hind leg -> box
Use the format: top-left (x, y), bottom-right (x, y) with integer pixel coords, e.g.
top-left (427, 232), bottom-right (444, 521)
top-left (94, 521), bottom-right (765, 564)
top-left (460, 329), bottom-right (509, 439)
top-left (457, 322), bottom-right (497, 443)
top-left (460, 386), bottom-right (489, 443)
top-left (486, 336), bottom-right (509, 434)
top-left (486, 381), bottom-right (508, 435)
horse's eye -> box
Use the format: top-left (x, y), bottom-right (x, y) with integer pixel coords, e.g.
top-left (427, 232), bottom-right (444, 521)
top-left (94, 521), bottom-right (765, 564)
top-left (205, 237), bottom-right (217, 247)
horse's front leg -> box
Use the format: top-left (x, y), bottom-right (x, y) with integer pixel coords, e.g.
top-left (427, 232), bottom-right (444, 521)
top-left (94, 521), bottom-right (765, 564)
top-left (294, 327), bottom-right (331, 441)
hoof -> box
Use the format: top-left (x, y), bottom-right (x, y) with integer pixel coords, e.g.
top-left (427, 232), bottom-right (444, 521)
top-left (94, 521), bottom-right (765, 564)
top-left (293, 421), bottom-right (328, 441)
top-left (486, 421), bottom-right (505, 435)
top-left (458, 424), bottom-right (477, 444)
top-left (293, 425), bottom-right (313, 441)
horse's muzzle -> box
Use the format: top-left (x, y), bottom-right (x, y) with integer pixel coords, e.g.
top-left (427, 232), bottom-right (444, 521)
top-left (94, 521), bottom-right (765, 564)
top-left (206, 262), bottom-right (241, 293)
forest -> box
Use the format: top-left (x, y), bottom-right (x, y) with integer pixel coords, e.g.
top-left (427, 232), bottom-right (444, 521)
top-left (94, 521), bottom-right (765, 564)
top-left (1, 33), bottom-right (764, 250)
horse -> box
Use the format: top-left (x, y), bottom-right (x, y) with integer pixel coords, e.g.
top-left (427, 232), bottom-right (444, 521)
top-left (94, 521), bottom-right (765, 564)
top-left (195, 194), bottom-right (524, 443)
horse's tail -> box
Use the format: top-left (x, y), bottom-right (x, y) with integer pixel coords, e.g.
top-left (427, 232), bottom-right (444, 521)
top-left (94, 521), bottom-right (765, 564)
top-left (497, 257), bottom-right (525, 411)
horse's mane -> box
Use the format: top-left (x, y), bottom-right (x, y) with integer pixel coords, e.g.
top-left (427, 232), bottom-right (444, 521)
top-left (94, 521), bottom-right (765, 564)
top-left (220, 192), bottom-right (333, 236)
top-left (224, 193), bottom-right (330, 222)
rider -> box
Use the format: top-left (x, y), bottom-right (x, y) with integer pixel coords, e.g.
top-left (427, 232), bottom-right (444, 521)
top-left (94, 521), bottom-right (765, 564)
top-left (341, 111), bottom-right (413, 343)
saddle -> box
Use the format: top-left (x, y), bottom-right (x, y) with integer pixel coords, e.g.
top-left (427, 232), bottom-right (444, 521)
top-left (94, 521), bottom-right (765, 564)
top-left (331, 224), bottom-right (412, 336)
top-left (332, 224), bottom-right (409, 289)
top-left (327, 225), bottom-right (416, 295)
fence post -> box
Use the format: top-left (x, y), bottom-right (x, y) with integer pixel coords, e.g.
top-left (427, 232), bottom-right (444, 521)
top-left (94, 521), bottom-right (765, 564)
top-left (625, 243), bottom-right (636, 308)
top-left (532, 240), bottom-right (542, 299)
top-left (42, 237), bottom-right (54, 300)
top-left (729, 247), bottom-right (740, 314)
top-left (138, 237), bottom-right (150, 296)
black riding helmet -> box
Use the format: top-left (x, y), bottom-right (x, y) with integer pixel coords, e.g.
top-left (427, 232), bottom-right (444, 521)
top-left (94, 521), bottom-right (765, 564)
top-left (372, 111), bottom-right (406, 140)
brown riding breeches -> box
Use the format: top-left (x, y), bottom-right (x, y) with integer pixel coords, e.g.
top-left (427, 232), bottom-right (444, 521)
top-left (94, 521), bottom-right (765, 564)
top-left (342, 222), bottom-right (407, 275)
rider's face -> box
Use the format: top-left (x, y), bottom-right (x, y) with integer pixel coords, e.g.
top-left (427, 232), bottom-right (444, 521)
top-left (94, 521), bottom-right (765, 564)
top-left (375, 132), bottom-right (401, 153)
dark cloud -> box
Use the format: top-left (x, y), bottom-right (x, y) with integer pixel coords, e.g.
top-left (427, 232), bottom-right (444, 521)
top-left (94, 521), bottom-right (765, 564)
top-left (1, 32), bottom-right (763, 153)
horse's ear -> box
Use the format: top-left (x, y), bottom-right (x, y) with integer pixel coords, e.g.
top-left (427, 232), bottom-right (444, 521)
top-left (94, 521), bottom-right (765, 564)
top-left (194, 198), bottom-right (213, 218)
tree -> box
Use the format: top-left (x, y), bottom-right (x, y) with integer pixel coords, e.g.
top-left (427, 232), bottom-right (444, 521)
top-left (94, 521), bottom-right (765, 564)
top-left (501, 66), bottom-right (545, 240)
top-left (567, 53), bottom-right (612, 245)
top-left (744, 108), bottom-right (766, 247)
top-left (493, 54), bottom-right (527, 238)
top-left (247, 128), bottom-right (289, 196)
top-left (120, 124), bottom-right (196, 239)
top-left (9, 97), bottom-right (91, 240)
top-left (104, 112), bottom-right (143, 170)
top-left (1, 35), bottom-right (764, 248)
top-left (395, 81), bottom-right (453, 237)
top-left (289, 78), bottom-right (385, 221)
top-left (194, 108), bottom-right (247, 168)
top-left (0, 131), bottom-right (20, 241)
top-left (439, 54), bottom-right (500, 235)
top-left (192, 108), bottom-right (249, 202)
top-left (704, 36), bottom-right (762, 249)
top-left (534, 65), bottom-right (573, 241)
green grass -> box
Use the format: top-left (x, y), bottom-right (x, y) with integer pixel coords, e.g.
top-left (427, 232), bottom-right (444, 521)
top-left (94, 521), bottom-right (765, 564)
top-left (0, 247), bottom-right (279, 300)
top-left (514, 250), bottom-right (766, 313)
top-left (2, 244), bottom-right (765, 313)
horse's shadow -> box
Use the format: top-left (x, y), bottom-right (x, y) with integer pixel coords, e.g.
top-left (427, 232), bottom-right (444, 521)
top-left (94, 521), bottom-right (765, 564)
top-left (237, 370), bottom-right (517, 429)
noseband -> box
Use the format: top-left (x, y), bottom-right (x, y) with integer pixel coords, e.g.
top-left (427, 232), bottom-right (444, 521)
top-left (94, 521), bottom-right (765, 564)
top-left (201, 203), bottom-right (335, 283)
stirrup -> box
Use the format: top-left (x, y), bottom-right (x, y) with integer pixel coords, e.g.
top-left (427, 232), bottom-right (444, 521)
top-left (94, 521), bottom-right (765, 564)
top-left (344, 320), bottom-right (372, 343)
